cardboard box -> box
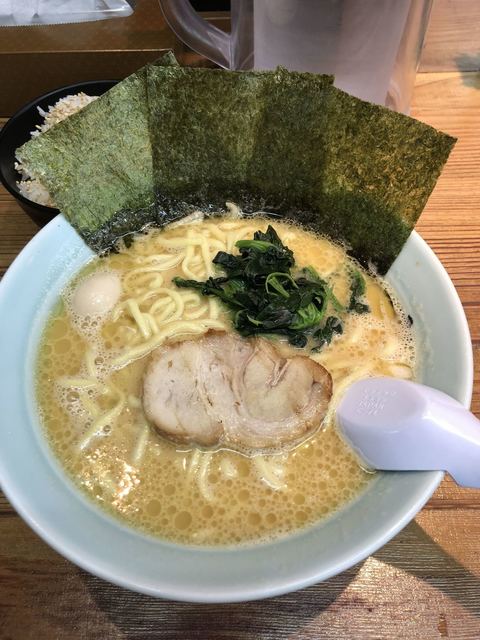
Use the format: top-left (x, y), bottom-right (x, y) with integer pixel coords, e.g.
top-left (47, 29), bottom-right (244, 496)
top-left (0, 0), bottom-right (227, 116)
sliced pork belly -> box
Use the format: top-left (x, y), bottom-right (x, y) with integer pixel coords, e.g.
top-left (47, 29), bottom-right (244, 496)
top-left (143, 332), bottom-right (332, 450)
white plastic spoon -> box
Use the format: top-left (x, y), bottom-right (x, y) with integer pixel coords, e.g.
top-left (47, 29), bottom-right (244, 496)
top-left (336, 377), bottom-right (480, 488)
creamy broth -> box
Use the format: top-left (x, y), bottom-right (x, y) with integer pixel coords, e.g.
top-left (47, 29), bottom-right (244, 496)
top-left (36, 217), bottom-right (416, 545)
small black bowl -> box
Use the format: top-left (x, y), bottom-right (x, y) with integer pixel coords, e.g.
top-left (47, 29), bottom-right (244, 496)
top-left (0, 80), bottom-right (117, 227)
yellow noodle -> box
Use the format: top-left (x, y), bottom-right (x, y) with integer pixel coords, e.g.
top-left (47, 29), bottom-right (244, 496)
top-left (127, 395), bottom-right (142, 409)
top-left (208, 225), bottom-right (227, 242)
top-left (144, 313), bottom-right (159, 335)
top-left (134, 290), bottom-right (163, 307)
top-left (79, 392), bottom-right (100, 418)
top-left (188, 450), bottom-right (201, 477)
top-left (224, 202), bottom-right (242, 218)
top-left (197, 453), bottom-right (214, 502)
top-left (332, 365), bottom-right (373, 399)
top-left (78, 395), bottom-right (125, 451)
top-left (124, 266), bottom-right (165, 281)
top-left (112, 319), bottom-right (227, 366)
top-left (181, 292), bottom-right (203, 306)
top-left (111, 303), bottom-right (125, 323)
top-left (209, 298), bottom-right (220, 320)
top-left (131, 423), bottom-right (150, 466)
top-left (85, 349), bottom-right (97, 378)
top-left (134, 274), bottom-right (164, 291)
top-left (57, 376), bottom-right (98, 389)
top-left (385, 363), bottom-right (413, 379)
top-left (323, 356), bottom-right (362, 371)
top-left (123, 267), bottom-right (166, 292)
top-left (126, 299), bottom-right (150, 339)
top-left (153, 301), bottom-right (176, 323)
top-left (134, 254), bottom-right (183, 269)
top-left (155, 236), bottom-right (223, 250)
top-left (117, 325), bottom-right (140, 345)
top-left (378, 336), bottom-right (400, 359)
top-left (225, 226), bottom-right (256, 253)
top-left (165, 211), bottom-right (205, 229)
top-left (147, 289), bottom-right (185, 319)
top-left (183, 305), bottom-right (210, 320)
top-left (218, 220), bottom-right (248, 230)
top-left (200, 239), bottom-right (214, 276)
top-left (254, 456), bottom-right (286, 491)
top-left (190, 265), bottom-right (208, 280)
top-left (148, 296), bottom-right (174, 313)
top-left (220, 458), bottom-right (238, 479)
top-left (180, 235), bottom-right (198, 280)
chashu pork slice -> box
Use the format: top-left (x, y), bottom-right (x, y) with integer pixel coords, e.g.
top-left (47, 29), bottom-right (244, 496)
top-left (143, 332), bottom-right (332, 450)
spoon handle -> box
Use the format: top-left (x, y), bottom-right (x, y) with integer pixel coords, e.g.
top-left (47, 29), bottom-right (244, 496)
top-left (337, 378), bottom-right (480, 488)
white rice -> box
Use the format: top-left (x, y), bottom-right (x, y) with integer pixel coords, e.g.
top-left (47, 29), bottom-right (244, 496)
top-left (15, 92), bottom-right (98, 207)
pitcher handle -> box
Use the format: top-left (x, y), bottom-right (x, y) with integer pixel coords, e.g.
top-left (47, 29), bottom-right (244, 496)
top-left (158, 0), bottom-right (232, 69)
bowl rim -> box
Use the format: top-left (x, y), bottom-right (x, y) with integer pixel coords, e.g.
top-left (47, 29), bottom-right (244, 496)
top-left (0, 216), bottom-right (473, 603)
top-left (0, 80), bottom-right (118, 214)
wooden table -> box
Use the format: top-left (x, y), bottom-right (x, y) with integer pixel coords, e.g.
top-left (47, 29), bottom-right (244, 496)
top-left (1, 71), bottom-right (480, 639)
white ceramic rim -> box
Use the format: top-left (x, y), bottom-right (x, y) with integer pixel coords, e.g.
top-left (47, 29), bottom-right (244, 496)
top-left (0, 216), bottom-right (473, 603)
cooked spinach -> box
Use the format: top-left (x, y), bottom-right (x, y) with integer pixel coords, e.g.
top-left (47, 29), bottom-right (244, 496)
top-left (313, 316), bottom-right (344, 351)
top-left (174, 226), bottom-right (370, 350)
top-left (348, 270), bottom-right (370, 314)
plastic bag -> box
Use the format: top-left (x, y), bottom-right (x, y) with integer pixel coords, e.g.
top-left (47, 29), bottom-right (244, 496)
top-left (0, 0), bottom-right (134, 26)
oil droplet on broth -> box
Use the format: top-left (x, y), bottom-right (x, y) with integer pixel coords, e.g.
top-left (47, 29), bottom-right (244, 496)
top-left (35, 218), bottom-right (417, 546)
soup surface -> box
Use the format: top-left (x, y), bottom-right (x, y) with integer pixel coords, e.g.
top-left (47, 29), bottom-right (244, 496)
top-left (36, 216), bottom-right (416, 545)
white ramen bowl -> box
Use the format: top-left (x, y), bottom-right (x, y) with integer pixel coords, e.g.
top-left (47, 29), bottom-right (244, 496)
top-left (0, 215), bottom-right (473, 603)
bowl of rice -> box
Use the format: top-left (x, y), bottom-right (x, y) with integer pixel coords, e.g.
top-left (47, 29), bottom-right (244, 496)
top-left (0, 81), bottom-right (117, 226)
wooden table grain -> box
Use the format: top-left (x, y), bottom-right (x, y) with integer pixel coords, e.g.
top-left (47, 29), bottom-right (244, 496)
top-left (1, 71), bottom-right (480, 640)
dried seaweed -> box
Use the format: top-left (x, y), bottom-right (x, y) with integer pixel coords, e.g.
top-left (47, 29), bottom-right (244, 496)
top-left (145, 64), bottom-right (454, 272)
top-left (148, 65), bottom-right (334, 215)
top-left (16, 52), bottom-right (178, 246)
top-left (314, 87), bottom-right (456, 272)
top-left (147, 65), bottom-right (271, 211)
top-left (247, 66), bottom-right (333, 211)
top-left (17, 56), bottom-right (455, 271)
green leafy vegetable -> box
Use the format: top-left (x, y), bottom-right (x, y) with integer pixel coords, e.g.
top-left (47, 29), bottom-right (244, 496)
top-left (313, 316), bottom-right (344, 350)
top-left (174, 225), bottom-right (370, 351)
top-left (265, 272), bottom-right (297, 298)
top-left (348, 270), bottom-right (370, 314)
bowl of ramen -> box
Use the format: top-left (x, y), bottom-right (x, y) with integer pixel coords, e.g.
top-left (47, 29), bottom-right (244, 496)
top-left (0, 211), bottom-right (472, 602)
top-left (0, 56), bottom-right (473, 602)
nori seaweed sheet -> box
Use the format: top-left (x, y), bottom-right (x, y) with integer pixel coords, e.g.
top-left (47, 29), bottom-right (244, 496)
top-left (250, 84), bottom-right (456, 272)
top-left (16, 53), bottom-right (179, 249)
top-left (17, 56), bottom-right (455, 272)
top-left (148, 65), bottom-right (334, 216)
top-left (148, 65), bottom-right (271, 210)
top-left (247, 66), bottom-right (333, 210)
top-left (146, 65), bottom-right (455, 273)
top-left (312, 87), bottom-right (456, 272)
